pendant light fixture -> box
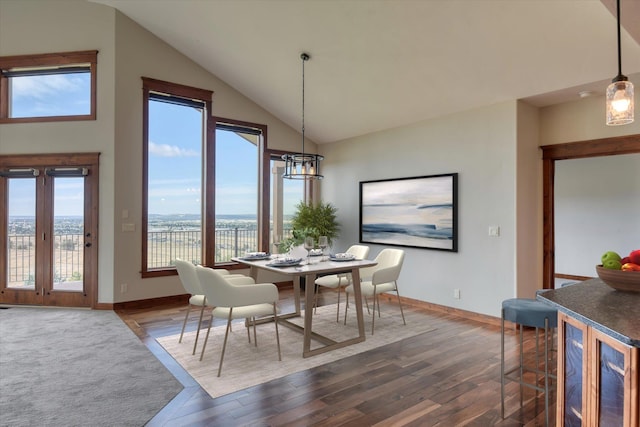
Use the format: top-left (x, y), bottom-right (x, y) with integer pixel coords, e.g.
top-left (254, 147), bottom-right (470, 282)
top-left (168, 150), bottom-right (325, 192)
top-left (283, 53), bottom-right (324, 179)
top-left (606, 0), bottom-right (634, 125)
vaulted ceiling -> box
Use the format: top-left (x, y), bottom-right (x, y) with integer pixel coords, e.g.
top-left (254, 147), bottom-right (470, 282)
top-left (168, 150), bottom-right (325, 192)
top-left (92, 0), bottom-right (640, 144)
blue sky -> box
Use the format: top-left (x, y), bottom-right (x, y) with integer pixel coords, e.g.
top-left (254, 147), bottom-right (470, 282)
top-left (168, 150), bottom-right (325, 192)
top-left (7, 73), bottom-right (302, 218)
top-left (10, 73), bottom-right (90, 118)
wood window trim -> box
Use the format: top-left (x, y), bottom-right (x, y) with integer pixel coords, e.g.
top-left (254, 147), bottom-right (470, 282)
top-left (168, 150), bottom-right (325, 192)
top-left (540, 134), bottom-right (640, 289)
top-left (0, 152), bottom-right (100, 307)
top-left (208, 117), bottom-right (270, 267)
top-left (141, 77), bottom-right (213, 278)
top-left (0, 50), bottom-right (98, 124)
top-left (140, 79), bottom-right (275, 276)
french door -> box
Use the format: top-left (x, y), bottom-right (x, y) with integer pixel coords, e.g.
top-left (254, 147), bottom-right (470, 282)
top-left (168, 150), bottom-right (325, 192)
top-left (0, 153), bottom-right (99, 307)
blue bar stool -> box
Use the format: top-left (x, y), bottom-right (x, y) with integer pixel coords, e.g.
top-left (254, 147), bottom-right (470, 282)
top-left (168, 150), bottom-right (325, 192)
top-left (501, 298), bottom-right (558, 426)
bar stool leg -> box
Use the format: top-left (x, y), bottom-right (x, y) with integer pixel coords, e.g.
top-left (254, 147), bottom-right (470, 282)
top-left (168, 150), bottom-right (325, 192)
top-left (519, 323), bottom-right (524, 409)
top-left (500, 299), bottom-right (556, 426)
top-left (501, 309), bottom-right (505, 419)
top-left (544, 317), bottom-right (549, 427)
top-left (535, 326), bottom-right (540, 404)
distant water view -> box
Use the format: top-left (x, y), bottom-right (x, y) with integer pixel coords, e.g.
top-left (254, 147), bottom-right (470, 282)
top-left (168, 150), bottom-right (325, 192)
top-left (9, 214), bottom-right (293, 234)
top-left (7, 215), bottom-right (292, 286)
top-left (144, 214), bottom-right (292, 268)
top-left (147, 213), bottom-right (261, 231)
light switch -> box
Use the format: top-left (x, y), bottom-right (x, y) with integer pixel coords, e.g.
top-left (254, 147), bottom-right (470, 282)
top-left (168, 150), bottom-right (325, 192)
top-left (489, 226), bottom-right (500, 237)
top-left (122, 209), bottom-right (129, 219)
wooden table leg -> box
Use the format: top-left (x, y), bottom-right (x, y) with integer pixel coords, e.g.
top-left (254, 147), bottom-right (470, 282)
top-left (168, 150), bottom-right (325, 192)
top-left (299, 267), bottom-right (367, 358)
top-left (350, 267), bottom-right (366, 340)
top-left (293, 276), bottom-right (301, 315)
top-left (303, 272), bottom-right (316, 356)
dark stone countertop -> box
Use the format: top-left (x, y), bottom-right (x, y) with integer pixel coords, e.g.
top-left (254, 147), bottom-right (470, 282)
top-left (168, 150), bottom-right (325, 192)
top-left (537, 278), bottom-right (640, 347)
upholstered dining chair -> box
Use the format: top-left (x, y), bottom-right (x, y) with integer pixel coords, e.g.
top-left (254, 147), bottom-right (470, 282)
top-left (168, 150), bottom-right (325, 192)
top-left (195, 265), bottom-right (282, 377)
top-left (343, 248), bottom-right (406, 335)
top-left (313, 244), bottom-right (370, 322)
top-left (174, 259), bottom-right (248, 355)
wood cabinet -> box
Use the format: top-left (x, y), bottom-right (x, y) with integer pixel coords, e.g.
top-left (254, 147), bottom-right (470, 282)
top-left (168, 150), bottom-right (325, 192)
top-left (557, 311), bottom-right (638, 426)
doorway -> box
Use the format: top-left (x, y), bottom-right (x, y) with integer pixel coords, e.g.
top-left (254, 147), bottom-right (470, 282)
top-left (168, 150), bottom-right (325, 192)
top-left (0, 153), bottom-right (99, 307)
top-left (541, 135), bottom-right (640, 289)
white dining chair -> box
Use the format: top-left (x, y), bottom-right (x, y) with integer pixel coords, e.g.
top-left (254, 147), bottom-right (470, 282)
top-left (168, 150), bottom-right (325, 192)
top-left (344, 248), bottom-right (406, 335)
top-left (195, 265), bottom-right (282, 377)
top-left (174, 259), bottom-right (249, 355)
top-left (313, 245), bottom-right (370, 321)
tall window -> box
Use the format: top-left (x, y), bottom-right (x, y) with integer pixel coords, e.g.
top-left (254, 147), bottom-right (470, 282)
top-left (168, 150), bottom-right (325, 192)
top-left (142, 78), bottom-right (211, 276)
top-left (270, 157), bottom-right (305, 252)
top-left (0, 50), bottom-right (97, 123)
top-left (141, 77), bottom-right (311, 275)
top-left (213, 120), bottom-right (261, 263)
top-left (142, 78), bottom-right (277, 276)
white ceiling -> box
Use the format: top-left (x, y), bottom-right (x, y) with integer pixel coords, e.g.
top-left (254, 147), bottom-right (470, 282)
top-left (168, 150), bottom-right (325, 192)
top-left (92, 0), bottom-right (640, 144)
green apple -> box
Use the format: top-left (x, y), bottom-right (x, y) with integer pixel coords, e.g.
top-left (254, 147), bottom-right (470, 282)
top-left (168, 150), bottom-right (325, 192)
top-left (601, 251), bottom-right (622, 264)
top-left (603, 259), bottom-right (622, 270)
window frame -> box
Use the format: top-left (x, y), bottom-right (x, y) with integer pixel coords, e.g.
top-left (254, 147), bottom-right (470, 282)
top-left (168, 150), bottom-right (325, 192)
top-left (0, 50), bottom-right (98, 124)
top-left (207, 117), bottom-right (269, 268)
top-left (140, 77), bottom-right (310, 277)
top-left (141, 77), bottom-right (213, 278)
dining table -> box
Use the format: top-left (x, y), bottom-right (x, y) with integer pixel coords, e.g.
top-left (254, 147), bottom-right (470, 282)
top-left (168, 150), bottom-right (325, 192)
top-left (232, 255), bottom-right (377, 358)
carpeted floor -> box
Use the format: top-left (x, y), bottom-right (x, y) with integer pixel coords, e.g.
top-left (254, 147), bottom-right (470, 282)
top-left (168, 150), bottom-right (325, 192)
top-left (157, 303), bottom-right (437, 399)
top-left (0, 307), bottom-right (183, 427)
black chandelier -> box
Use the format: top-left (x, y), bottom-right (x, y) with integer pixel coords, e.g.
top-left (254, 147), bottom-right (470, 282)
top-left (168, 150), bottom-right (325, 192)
top-left (605, 0), bottom-right (634, 125)
top-left (282, 53), bottom-right (324, 180)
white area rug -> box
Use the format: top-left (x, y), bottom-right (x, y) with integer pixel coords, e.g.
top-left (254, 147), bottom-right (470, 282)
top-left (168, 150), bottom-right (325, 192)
top-left (157, 304), bottom-right (436, 399)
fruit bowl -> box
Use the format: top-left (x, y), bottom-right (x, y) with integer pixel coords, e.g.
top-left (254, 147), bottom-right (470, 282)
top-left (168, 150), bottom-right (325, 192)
top-left (596, 265), bottom-right (640, 292)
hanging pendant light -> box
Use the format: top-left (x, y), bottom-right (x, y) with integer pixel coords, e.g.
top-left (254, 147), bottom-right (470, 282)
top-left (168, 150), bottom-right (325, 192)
top-left (606, 0), bottom-right (634, 126)
top-left (283, 53), bottom-right (324, 179)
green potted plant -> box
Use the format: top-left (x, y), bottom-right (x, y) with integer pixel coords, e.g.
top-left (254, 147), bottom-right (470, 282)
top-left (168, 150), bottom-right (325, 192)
top-left (280, 201), bottom-right (340, 252)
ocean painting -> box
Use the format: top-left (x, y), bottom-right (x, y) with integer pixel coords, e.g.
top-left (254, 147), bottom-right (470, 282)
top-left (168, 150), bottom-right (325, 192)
top-left (360, 173), bottom-right (457, 251)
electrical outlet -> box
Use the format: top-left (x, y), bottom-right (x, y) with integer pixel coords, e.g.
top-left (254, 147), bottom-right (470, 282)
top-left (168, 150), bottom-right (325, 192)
top-left (120, 283), bottom-right (128, 293)
top-left (453, 288), bottom-right (460, 299)
top-left (489, 226), bottom-right (500, 237)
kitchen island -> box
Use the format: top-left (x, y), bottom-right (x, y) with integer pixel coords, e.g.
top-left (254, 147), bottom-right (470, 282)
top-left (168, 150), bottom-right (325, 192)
top-left (538, 278), bottom-right (639, 426)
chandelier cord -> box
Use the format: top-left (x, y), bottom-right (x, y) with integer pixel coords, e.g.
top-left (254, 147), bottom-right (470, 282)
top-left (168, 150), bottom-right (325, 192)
top-left (281, 52), bottom-right (322, 179)
top-left (301, 53), bottom-right (307, 156)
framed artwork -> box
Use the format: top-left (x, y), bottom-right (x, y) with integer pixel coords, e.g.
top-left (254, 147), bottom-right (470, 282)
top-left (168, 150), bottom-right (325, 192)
top-left (359, 173), bottom-right (458, 252)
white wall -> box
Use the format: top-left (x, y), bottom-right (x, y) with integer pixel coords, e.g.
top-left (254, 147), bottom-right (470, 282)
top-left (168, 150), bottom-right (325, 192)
top-left (110, 11), bottom-right (308, 302)
top-left (0, 0), bottom-right (118, 304)
top-left (320, 101), bottom-right (519, 317)
top-left (320, 92), bottom-right (639, 317)
top-left (539, 76), bottom-right (640, 144)
top-left (554, 154), bottom-right (640, 277)
top-left (2, 0), bottom-right (638, 314)
top-left (515, 101), bottom-right (542, 298)
top-left (0, 0), bottom-right (312, 304)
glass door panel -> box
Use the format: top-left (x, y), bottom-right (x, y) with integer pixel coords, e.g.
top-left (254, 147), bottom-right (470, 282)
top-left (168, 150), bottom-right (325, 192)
top-left (0, 154), bottom-right (98, 308)
top-left (6, 178), bottom-right (37, 291)
top-left (52, 177), bottom-right (84, 292)
top-left (597, 341), bottom-right (625, 426)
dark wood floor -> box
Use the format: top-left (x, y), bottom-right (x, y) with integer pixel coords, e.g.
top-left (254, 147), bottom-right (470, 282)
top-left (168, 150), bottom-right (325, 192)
top-left (116, 288), bottom-right (556, 426)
